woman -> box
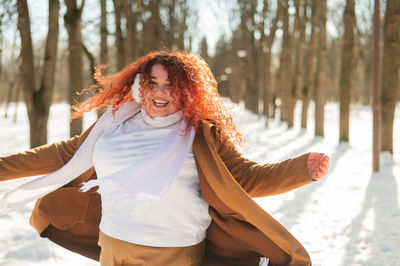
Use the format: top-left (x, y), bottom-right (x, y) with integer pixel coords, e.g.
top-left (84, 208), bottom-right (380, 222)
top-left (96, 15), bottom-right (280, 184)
top-left (0, 50), bottom-right (329, 266)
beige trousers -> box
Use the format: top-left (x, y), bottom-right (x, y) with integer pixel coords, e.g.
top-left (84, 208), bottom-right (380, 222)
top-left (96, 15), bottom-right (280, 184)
top-left (98, 231), bottom-right (205, 266)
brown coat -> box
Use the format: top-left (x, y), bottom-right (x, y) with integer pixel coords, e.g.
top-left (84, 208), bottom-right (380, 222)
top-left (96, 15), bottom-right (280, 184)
top-left (0, 120), bottom-right (313, 266)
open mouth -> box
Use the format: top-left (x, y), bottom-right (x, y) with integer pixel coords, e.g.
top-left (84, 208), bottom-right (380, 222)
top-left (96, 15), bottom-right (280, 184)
top-left (152, 99), bottom-right (169, 107)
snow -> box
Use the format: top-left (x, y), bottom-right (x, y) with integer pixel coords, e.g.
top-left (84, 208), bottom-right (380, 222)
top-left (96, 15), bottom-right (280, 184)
top-left (0, 100), bottom-right (399, 266)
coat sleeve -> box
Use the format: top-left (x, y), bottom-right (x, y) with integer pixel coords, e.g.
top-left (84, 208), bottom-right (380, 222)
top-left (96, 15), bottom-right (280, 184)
top-left (215, 126), bottom-right (314, 198)
top-left (0, 123), bottom-right (95, 181)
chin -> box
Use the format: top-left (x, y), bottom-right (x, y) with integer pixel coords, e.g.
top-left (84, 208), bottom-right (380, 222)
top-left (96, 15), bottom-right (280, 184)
top-left (148, 110), bottom-right (169, 118)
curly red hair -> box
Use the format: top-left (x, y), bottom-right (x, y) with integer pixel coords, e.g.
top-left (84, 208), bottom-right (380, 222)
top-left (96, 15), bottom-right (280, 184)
top-left (71, 50), bottom-right (243, 144)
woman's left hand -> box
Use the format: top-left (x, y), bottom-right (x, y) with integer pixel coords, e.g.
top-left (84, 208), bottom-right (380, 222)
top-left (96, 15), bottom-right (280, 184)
top-left (307, 153), bottom-right (330, 181)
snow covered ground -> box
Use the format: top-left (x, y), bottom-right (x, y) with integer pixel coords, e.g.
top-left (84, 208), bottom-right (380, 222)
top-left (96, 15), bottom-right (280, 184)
top-left (0, 100), bottom-right (399, 266)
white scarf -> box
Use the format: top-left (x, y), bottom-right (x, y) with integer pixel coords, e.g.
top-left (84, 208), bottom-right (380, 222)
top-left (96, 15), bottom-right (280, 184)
top-left (0, 101), bottom-right (195, 215)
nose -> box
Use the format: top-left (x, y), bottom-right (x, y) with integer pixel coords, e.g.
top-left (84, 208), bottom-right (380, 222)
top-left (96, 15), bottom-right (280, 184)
top-left (153, 85), bottom-right (169, 94)
top-left (153, 85), bottom-right (163, 92)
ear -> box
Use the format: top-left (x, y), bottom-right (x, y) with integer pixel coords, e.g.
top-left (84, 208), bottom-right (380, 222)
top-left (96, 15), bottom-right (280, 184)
top-left (131, 74), bottom-right (141, 103)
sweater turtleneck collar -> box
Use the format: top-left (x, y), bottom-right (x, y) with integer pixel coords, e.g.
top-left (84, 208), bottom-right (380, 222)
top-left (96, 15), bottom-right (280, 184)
top-left (140, 107), bottom-right (183, 128)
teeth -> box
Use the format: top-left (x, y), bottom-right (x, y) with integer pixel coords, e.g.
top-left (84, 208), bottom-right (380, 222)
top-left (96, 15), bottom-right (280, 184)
top-left (154, 100), bottom-right (168, 104)
top-left (153, 99), bottom-right (168, 105)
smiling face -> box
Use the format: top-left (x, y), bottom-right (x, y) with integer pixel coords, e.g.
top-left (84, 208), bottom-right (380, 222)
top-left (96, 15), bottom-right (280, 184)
top-left (142, 64), bottom-right (180, 118)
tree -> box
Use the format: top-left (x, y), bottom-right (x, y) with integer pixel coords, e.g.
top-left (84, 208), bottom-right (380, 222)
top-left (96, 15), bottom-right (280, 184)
top-left (0, 12), bottom-right (3, 77)
top-left (277, 0), bottom-right (294, 124)
top-left (339, 0), bottom-right (355, 142)
top-left (245, 0), bottom-right (261, 114)
top-left (381, 0), bottom-right (400, 153)
top-left (290, 0), bottom-right (307, 127)
top-left (164, 0), bottom-right (189, 51)
top-left (17, 0), bottom-right (59, 148)
top-left (356, 28), bottom-right (373, 105)
top-left (64, 0), bottom-right (85, 137)
top-left (96, 0), bottom-right (109, 118)
top-left (263, 0), bottom-right (280, 118)
top-left (100, 0), bottom-right (108, 65)
top-left (199, 37), bottom-right (209, 61)
top-left (177, 0), bottom-right (188, 50)
top-left (352, 3), bottom-right (375, 106)
top-left (113, 0), bottom-right (126, 71)
top-left (257, 0), bottom-right (268, 116)
top-left (230, 28), bottom-right (245, 104)
top-left (211, 36), bottom-right (233, 97)
top-left (237, 0), bottom-right (259, 114)
top-left (166, 0), bottom-right (177, 49)
top-left (142, 0), bottom-right (166, 53)
top-left (124, 0), bottom-right (139, 62)
top-left (315, 0), bottom-right (328, 136)
top-left (301, 0), bottom-right (319, 129)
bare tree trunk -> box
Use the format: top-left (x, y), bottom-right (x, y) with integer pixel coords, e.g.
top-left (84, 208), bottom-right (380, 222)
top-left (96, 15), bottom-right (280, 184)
top-left (278, 0), bottom-right (294, 124)
top-left (166, 0), bottom-right (177, 48)
top-left (301, 0), bottom-right (319, 129)
top-left (124, 0), bottom-right (138, 62)
top-left (286, 0), bottom-right (300, 127)
top-left (0, 14), bottom-right (3, 77)
top-left (4, 81), bottom-right (13, 119)
top-left (292, 0), bottom-right (306, 98)
top-left (65, 0), bottom-right (84, 137)
top-left (177, 0), bottom-right (188, 50)
top-left (315, 0), bottom-right (327, 136)
top-left (229, 30), bottom-right (244, 104)
top-left (17, 0), bottom-right (59, 148)
top-left (143, 0), bottom-right (164, 53)
top-left (17, 0), bottom-right (35, 114)
top-left (381, 0), bottom-right (400, 153)
top-left (135, 0), bottom-right (145, 56)
top-left (4, 76), bottom-right (21, 119)
top-left (262, 0), bottom-right (280, 118)
top-left (164, 0), bottom-right (189, 51)
top-left (339, 0), bottom-right (355, 142)
top-left (97, 0), bottom-right (108, 118)
top-left (244, 34), bottom-right (259, 114)
top-left (327, 37), bottom-right (342, 101)
top-left (242, 0), bottom-right (259, 114)
top-left (113, 0), bottom-right (125, 71)
top-left (257, 1), bottom-right (268, 115)
top-left (359, 31), bottom-right (373, 105)
top-left (100, 0), bottom-right (108, 64)
top-left (228, 66), bottom-right (242, 104)
top-left (13, 80), bottom-right (23, 123)
top-left (290, 0), bottom-right (306, 127)
top-left (82, 43), bottom-right (95, 83)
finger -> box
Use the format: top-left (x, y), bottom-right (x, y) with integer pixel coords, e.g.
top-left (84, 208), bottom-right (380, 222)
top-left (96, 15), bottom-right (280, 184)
top-left (320, 157), bottom-right (330, 167)
top-left (314, 153), bottom-right (324, 161)
top-left (312, 172), bottom-right (322, 180)
top-left (320, 167), bottom-right (328, 176)
top-left (314, 166), bottom-right (328, 180)
top-left (321, 155), bottom-right (330, 163)
top-left (319, 164), bottom-right (328, 172)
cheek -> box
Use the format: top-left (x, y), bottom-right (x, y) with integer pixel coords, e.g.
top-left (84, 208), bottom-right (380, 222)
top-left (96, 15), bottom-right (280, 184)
top-left (141, 89), bottom-right (153, 104)
top-left (169, 89), bottom-right (183, 104)
top-left (169, 95), bottom-right (181, 109)
top-left (171, 102), bottom-right (180, 111)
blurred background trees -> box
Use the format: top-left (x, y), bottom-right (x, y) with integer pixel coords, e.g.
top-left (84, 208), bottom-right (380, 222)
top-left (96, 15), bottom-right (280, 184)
top-left (17, 0), bottom-right (59, 148)
top-left (0, 0), bottom-right (399, 156)
top-left (381, 0), bottom-right (400, 154)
